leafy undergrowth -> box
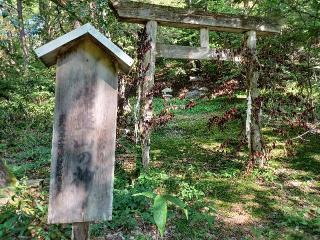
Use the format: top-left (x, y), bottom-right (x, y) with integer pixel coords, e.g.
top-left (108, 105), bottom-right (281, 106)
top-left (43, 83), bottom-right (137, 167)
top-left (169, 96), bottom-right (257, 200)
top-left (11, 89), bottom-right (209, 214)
top-left (1, 96), bottom-right (320, 239)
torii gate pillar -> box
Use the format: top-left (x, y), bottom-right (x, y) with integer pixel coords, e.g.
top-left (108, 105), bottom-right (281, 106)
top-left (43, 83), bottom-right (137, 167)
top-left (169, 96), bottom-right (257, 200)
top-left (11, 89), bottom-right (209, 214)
top-left (138, 20), bottom-right (158, 168)
top-left (245, 30), bottom-right (264, 167)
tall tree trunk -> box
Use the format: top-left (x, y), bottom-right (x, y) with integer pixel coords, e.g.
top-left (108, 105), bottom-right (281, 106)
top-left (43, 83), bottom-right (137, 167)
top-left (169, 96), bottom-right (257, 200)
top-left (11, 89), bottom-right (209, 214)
top-left (17, 0), bottom-right (28, 66)
top-left (245, 30), bottom-right (265, 168)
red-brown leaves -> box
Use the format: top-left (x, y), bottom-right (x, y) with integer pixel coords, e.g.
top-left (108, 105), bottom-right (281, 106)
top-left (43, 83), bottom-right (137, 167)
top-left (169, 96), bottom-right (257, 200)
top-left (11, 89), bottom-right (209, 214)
top-left (208, 108), bottom-right (241, 130)
top-left (212, 79), bottom-right (239, 98)
top-left (185, 100), bottom-right (196, 109)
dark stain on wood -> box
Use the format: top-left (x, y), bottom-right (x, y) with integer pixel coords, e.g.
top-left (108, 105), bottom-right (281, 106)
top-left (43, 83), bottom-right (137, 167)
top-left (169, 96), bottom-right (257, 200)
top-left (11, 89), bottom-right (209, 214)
top-left (72, 151), bottom-right (94, 190)
top-left (55, 113), bottom-right (66, 193)
top-left (73, 139), bottom-right (94, 149)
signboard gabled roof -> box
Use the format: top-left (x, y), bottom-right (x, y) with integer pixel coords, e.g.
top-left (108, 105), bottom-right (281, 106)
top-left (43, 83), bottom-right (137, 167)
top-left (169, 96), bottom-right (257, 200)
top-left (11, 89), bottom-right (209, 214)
top-left (35, 23), bottom-right (134, 73)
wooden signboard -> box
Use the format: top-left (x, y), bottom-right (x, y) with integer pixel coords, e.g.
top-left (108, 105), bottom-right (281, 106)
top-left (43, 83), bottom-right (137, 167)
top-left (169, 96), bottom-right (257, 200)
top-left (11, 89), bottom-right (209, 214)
top-left (35, 24), bottom-right (133, 224)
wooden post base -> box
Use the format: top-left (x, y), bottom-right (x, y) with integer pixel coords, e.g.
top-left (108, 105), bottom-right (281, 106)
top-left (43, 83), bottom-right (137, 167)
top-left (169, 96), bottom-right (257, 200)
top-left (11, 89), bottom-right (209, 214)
top-left (72, 223), bottom-right (90, 240)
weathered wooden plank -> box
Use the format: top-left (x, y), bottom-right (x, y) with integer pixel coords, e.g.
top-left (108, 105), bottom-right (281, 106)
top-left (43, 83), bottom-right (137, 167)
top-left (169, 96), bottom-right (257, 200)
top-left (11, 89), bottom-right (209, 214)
top-left (156, 44), bottom-right (242, 62)
top-left (110, 0), bottom-right (281, 35)
top-left (200, 28), bottom-right (209, 48)
top-left (48, 38), bottom-right (118, 224)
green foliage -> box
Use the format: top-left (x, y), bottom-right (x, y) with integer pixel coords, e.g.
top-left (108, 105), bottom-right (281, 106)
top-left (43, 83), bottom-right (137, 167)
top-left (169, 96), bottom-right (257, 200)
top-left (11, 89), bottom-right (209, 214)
top-left (178, 182), bottom-right (205, 201)
top-left (153, 195), bottom-right (167, 236)
top-left (162, 194), bottom-right (188, 220)
top-left (0, 181), bottom-right (70, 239)
top-left (134, 192), bottom-right (188, 237)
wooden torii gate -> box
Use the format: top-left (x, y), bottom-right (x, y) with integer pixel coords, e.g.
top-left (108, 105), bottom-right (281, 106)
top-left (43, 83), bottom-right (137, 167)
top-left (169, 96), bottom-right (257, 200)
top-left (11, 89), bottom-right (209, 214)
top-left (110, 0), bottom-right (281, 168)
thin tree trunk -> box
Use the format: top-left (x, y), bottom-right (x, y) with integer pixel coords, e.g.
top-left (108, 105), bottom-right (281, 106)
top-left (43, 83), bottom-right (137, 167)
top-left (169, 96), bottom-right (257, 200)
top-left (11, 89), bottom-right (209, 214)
top-left (39, 0), bottom-right (53, 41)
top-left (118, 74), bottom-right (131, 130)
top-left (89, 1), bottom-right (96, 20)
top-left (57, 5), bottom-right (66, 34)
top-left (17, 0), bottom-right (28, 66)
top-left (0, 160), bottom-right (11, 187)
top-left (245, 30), bottom-right (265, 168)
top-left (306, 41), bottom-right (316, 122)
top-left (6, 31), bottom-right (13, 54)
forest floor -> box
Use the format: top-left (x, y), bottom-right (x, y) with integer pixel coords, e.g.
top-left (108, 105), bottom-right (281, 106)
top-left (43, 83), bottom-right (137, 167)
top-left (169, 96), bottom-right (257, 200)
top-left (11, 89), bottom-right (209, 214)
top-left (0, 96), bottom-right (319, 239)
top-left (135, 97), bottom-right (320, 240)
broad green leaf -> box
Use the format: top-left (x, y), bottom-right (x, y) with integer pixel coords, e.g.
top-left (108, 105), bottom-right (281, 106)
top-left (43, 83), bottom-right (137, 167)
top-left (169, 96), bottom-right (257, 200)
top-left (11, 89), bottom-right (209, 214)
top-left (153, 195), bottom-right (167, 237)
top-left (163, 195), bottom-right (188, 220)
top-left (133, 191), bottom-right (156, 199)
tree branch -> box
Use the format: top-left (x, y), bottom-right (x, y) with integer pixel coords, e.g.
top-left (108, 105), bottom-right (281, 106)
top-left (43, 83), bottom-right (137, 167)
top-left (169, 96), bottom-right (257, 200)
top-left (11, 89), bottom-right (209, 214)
top-left (283, 0), bottom-right (320, 21)
top-left (49, 0), bottom-right (84, 24)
